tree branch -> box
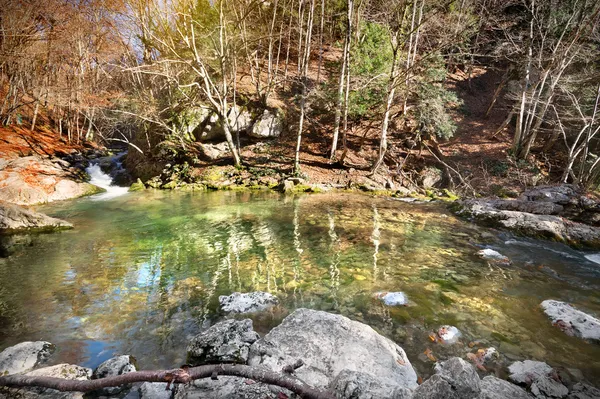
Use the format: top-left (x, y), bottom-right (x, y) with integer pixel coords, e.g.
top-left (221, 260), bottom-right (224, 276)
top-left (0, 364), bottom-right (334, 399)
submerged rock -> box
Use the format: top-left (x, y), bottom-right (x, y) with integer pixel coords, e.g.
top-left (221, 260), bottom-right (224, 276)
top-left (0, 202), bottom-right (72, 233)
top-left (218, 291), bottom-right (278, 313)
top-left (437, 325), bottom-right (462, 344)
top-left (374, 291), bottom-right (408, 306)
top-left (541, 300), bottom-right (600, 342)
top-left (479, 375), bottom-right (532, 399)
top-left (477, 248), bottom-right (511, 264)
top-left (187, 319), bottom-right (259, 364)
top-left (92, 355), bottom-right (136, 396)
top-left (0, 341), bottom-right (55, 375)
top-left (248, 308), bottom-right (418, 391)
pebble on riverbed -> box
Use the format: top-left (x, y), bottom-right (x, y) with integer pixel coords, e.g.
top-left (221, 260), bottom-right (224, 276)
top-left (373, 291), bottom-right (408, 306)
top-left (436, 325), bottom-right (462, 344)
top-left (477, 248), bottom-right (511, 264)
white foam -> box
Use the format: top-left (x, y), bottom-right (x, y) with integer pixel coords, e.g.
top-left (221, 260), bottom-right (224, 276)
top-left (86, 163), bottom-right (129, 200)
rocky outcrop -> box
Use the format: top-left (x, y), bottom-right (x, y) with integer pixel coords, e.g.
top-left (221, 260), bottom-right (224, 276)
top-left (0, 156), bottom-right (102, 205)
top-left (331, 369), bottom-right (413, 399)
top-left (249, 109), bottom-right (284, 139)
top-left (194, 106), bottom-right (253, 142)
top-left (0, 341), bottom-right (55, 376)
top-left (174, 376), bottom-right (278, 399)
top-left (540, 300), bottom-right (600, 342)
top-left (218, 291), bottom-right (279, 313)
top-left (187, 319), bottom-right (259, 364)
top-left (199, 142), bottom-right (231, 161)
top-left (413, 358), bottom-right (481, 399)
top-left (0, 202), bottom-right (72, 233)
top-left (92, 355), bottom-right (136, 396)
top-left (248, 308), bottom-right (418, 391)
top-left (456, 198), bottom-right (600, 248)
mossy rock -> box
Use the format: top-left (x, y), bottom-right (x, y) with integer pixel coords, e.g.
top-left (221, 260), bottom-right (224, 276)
top-left (128, 179), bottom-right (146, 192)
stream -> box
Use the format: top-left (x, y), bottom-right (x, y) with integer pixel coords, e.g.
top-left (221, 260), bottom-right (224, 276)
top-left (0, 182), bottom-right (599, 380)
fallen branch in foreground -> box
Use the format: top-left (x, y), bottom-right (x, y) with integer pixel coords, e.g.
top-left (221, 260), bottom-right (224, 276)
top-left (0, 363), bottom-right (334, 399)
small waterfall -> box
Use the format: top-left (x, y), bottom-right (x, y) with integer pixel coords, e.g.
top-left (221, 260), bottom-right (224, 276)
top-left (86, 162), bottom-right (129, 200)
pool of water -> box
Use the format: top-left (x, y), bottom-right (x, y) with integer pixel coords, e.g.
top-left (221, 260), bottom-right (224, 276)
top-left (0, 190), bottom-right (599, 380)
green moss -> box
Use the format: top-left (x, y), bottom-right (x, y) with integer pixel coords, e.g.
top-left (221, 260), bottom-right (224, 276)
top-left (129, 179), bottom-right (146, 192)
top-left (432, 279), bottom-right (460, 292)
top-left (162, 180), bottom-right (178, 190)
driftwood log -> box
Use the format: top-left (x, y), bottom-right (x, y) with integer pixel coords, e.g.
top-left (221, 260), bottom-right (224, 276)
top-left (0, 363), bottom-right (335, 399)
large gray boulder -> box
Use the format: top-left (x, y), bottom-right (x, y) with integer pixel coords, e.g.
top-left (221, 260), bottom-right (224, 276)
top-left (508, 360), bottom-right (554, 385)
top-left (541, 300), bottom-right (600, 342)
top-left (0, 363), bottom-right (92, 399)
top-left (249, 109), bottom-right (284, 139)
top-left (173, 376), bottom-right (279, 399)
top-left (199, 142), bottom-right (231, 161)
top-left (194, 106), bottom-right (253, 142)
top-left (0, 341), bottom-right (55, 375)
top-left (0, 202), bottom-right (72, 233)
top-left (413, 374), bottom-right (458, 399)
top-left (568, 383), bottom-right (600, 399)
top-left (479, 376), bottom-right (532, 399)
top-left (433, 357), bottom-right (481, 399)
top-left (219, 291), bottom-right (278, 314)
top-left (248, 308), bottom-right (418, 391)
top-left (187, 319), bottom-right (259, 364)
top-left (331, 369), bottom-right (413, 399)
top-left (138, 382), bottom-right (172, 399)
top-left (530, 375), bottom-right (569, 398)
top-left (92, 355), bottom-right (136, 396)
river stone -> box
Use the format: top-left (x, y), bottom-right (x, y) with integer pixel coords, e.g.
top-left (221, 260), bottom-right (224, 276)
top-left (433, 357), bottom-right (481, 399)
top-left (479, 376), bottom-right (532, 399)
top-left (437, 326), bottom-right (461, 344)
top-left (0, 341), bottom-right (55, 375)
top-left (412, 374), bottom-right (458, 399)
top-left (92, 355), bottom-right (136, 396)
top-left (187, 319), bottom-right (259, 364)
top-left (330, 369), bottom-right (413, 399)
top-left (247, 308), bottom-right (418, 391)
top-left (508, 360), bottom-right (553, 385)
top-left (249, 109), bottom-right (283, 139)
top-left (0, 363), bottom-right (91, 399)
top-left (541, 300), bottom-right (600, 342)
top-left (568, 382), bottom-right (600, 399)
top-left (0, 203), bottom-right (73, 233)
top-left (219, 291), bottom-right (278, 313)
top-left (530, 375), bottom-right (569, 398)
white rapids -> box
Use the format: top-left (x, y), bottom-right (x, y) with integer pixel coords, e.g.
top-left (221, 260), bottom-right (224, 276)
top-left (86, 163), bottom-right (129, 200)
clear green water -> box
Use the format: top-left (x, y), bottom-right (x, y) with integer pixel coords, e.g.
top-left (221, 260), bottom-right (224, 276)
top-left (1, 190), bottom-right (599, 380)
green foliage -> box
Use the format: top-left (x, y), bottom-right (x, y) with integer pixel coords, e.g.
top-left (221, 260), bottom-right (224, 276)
top-left (415, 55), bottom-right (461, 140)
top-left (347, 22), bottom-right (392, 119)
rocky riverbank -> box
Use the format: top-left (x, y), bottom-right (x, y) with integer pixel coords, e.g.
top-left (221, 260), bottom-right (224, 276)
top-left (1, 292), bottom-right (599, 399)
top-left (454, 185), bottom-right (600, 249)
